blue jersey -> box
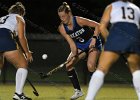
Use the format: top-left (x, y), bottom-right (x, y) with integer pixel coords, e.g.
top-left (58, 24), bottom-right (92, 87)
top-left (63, 16), bottom-right (93, 44)
top-left (63, 16), bottom-right (102, 51)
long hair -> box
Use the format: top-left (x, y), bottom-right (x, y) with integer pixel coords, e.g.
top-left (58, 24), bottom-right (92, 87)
top-left (8, 2), bottom-right (25, 16)
top-left (58, 2), bottom-right (71, 13)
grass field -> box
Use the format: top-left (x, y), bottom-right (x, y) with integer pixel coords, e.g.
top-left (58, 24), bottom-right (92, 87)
top-left (0, 83), bottom-right (137, 100)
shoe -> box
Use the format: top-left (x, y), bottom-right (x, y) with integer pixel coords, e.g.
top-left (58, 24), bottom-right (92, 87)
top-left (13, 93), bottom-right (32, 100)
top-left (70, 89), bottom-right (84, 100)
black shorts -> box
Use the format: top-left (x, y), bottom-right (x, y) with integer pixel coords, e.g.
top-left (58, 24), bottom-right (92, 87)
top-left (76, 36), bottom-right (102, 52)
top-left (0, 28), bottom-right (18, 52)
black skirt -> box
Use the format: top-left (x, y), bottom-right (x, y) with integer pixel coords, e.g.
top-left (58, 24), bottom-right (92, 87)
top-left (104, 22), bottom-right (140, 54)
top-left (0, 28), bottom-right (18, 52)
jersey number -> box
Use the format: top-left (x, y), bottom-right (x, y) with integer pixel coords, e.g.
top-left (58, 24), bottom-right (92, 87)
top-left (121, 7), bottom-right (135, 20)
top-left (76, 37), bottom-right (85, 43)
top-left (0, 16), bottom-right (9, 24)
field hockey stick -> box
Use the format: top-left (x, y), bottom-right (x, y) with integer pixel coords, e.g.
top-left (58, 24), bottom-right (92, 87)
top-left (23, 57), bottom-right (39, 96)
top-left (39, 47), bottom-right (95, 79)
top-left (26, 79), bottom-right (39, 96)
top-left (24, 55), bottom-right (39, 96)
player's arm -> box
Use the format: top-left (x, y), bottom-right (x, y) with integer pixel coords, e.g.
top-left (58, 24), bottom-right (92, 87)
top-left (76, 16), bottom-right (100, 37)
top-left (16, 15), bottom-right (33, 62)
top-left (58, 24), bottom-right (77, 56)
top-left (99, 4), bottom-right (112, 42)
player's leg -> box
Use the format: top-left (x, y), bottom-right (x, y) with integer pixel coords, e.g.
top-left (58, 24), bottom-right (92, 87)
top-left (87, 48), bottom-right (100, 77)
top-left (66, 49), bottom-right (86, 100)
top-left (3, 50), bottom-right (31, 100)
top-left (126, 54), bottom-right (140, 99)
top-left (0, 53), bottom-right (4, 76)
top-left (85, 51), bottom-right (120, 100)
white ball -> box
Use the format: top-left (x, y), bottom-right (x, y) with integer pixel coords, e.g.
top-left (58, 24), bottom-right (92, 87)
top-left (42, 54), bottom-right (48, 60)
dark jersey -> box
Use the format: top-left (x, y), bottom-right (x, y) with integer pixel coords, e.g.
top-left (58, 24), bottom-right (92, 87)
top-left (63, 16), bottom-right (93, 44)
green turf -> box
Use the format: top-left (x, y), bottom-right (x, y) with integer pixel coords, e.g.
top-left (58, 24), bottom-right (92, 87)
top-left (0, 83), bottom-right (137, 100)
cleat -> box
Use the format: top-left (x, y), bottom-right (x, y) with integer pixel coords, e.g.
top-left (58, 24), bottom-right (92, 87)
top-left (70, 89), bottom-right (83, 100)
top-left (13, 93), bottom-right (32, 100)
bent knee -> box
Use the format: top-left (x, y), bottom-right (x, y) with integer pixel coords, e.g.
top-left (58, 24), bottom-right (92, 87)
top-left (16, 62), bottom-right (28, 68)
top-left (87, 64), bottom-right (96, 72)
top-left (18, 66), bottom-right (28, 69)
top-left (128, 58), bottom-right (139, 65)
top-left (97, 65), bottom-right (109, 74)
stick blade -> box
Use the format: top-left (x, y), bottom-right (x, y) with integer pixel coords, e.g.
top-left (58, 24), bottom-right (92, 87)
top-left (33, 91), bottom-right (39, 96)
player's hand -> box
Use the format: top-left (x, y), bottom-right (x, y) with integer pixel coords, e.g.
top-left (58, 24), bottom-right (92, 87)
top-left (89, 38), bottom-right (98, 52)
top-left (25, 51), bottom-right (33, 63)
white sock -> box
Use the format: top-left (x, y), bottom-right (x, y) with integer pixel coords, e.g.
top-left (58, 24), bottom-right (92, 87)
top-left (16, 69), bottom-right (22, 94)
top-left (16, 68), bottom-right (28, 94)
top-left (132, 70), bottom-right (140, 100)
top-left (85, 70), bottom-right (105, 100)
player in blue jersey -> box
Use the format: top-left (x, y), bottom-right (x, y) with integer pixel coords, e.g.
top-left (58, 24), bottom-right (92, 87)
top-left (0, 2), bottom-right (32, 100)
top-left (85, 0), bottom-right (140, 100)
top-left (58, 2), bottom-right (102, 100)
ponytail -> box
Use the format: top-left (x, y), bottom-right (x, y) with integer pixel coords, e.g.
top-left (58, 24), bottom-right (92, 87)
top-left (58, 2), bottom-right (71, 13)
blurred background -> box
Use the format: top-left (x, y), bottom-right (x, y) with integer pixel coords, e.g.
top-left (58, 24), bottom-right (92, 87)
top-left (0, 0), bottom-right (140, 84)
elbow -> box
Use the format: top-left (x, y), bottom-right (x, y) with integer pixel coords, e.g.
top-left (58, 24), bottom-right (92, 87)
top-left (18, 36), bottom-right (23, 39)
top-left (18, 35), bottom-right (26, 41)
top-left (18, 33), bottom-right (26, 40)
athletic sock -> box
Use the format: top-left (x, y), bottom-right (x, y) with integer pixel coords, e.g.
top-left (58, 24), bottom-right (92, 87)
top-left (85, 70), bottom-right (105, 100)
top-left (132, 70), bottom-right (140, 100)
top-left (16, 68), bottom-right (28, 94)
top-left (67, 69), bottom-right (81, 90)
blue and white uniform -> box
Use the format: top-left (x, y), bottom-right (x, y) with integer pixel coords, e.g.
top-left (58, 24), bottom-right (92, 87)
top-left (105, 1), bottom-right (140, 54)
top-left (0, 14), bottom-right (24, 52)
top-left (63, 16), bottom-right (102, 51)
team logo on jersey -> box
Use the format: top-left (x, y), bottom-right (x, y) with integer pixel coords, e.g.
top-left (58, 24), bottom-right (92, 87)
top-left (70, 28), bottom-right (85, 38)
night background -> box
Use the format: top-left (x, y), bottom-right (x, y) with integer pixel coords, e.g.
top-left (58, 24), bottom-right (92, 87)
top-left (0, 0), bottom-right (139, 34)
top-left (0, 0), bottom-right (140, 99)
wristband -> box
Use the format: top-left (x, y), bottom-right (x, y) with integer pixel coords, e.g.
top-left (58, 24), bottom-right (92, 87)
top-left (92, 36), bottom-right (98, 40)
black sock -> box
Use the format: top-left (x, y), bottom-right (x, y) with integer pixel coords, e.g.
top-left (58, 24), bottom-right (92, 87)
top-left (67, 69), bottom-right (81, 90)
